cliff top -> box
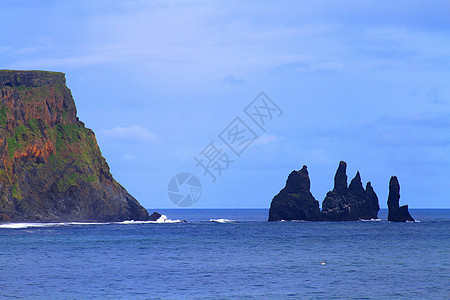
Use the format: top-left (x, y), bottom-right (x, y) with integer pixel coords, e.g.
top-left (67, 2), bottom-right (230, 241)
top-left (0, 70), bottom-right (66, 88)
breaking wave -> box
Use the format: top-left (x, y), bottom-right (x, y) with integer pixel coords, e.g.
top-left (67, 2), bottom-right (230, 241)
top-left (0, 222), bottom-right (106, 229)
top-left (119, 215), bottom-right (182, 224)
top-left (210, 218), bottom-right (235, 223)
top-left (0, 215), bottom-right (182, 229)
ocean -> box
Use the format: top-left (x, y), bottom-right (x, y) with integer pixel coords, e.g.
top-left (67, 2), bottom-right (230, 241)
top-left (0, 209), bottom-right (448, 299)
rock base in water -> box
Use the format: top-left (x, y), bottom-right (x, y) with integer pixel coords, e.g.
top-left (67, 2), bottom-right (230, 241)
top-left (149, 212), bottom-right (162, 221)
top-left (321, 161), bottom-right (380, 221)
top-left (387, 176), bottom-right (415, 222)
top-left (268, 161), bottom-right (385, 222)
top-left (268, 165), bottom-right (322, 221)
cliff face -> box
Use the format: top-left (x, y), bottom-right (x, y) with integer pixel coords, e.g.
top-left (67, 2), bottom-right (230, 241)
top-left (387, 176), bottom-right (414, 222)
top-left (0, 70), bottom-right (150, 222)
top-left (322, 161), bottom-right (380, 221)
top-left (268, 165), bottom-right (322, 221)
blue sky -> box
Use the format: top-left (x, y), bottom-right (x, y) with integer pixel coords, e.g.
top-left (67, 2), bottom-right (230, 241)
top-left (1, 0), bottom-right (449, 208)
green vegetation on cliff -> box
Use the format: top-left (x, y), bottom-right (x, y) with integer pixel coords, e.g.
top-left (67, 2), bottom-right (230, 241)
top-left (0, 104), bottom-right (7, 127)
top-left (0, 70), bottom-right (150, 222)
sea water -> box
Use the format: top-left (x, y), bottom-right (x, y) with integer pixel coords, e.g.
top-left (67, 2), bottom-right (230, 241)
top-left (0, 209), bottom-right (448, 299)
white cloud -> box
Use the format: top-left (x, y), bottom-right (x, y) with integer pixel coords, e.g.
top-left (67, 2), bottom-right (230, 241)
top-left (99, 125), bottom-right (156, 142)
top-left (122, 152), bottom-right (138, 162)
top-left (253, 134), bottom-right (278, 146)
top-left (0, 46), bottom-right (12, 53)
top-left (222, 75), bottom-right (244, 85)
top-left (3, 1), bottom-right (449, 77)
top-left (8, 54), bottom-right (115, 70)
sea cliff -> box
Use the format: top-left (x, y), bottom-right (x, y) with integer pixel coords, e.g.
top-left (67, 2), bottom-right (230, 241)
top-left (0, 70), bottom-right (150, 222)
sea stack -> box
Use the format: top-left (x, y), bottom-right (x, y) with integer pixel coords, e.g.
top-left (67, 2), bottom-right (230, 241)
top-left (0, 70), bottom-right (151, 222)
top-left (387, 176), bottom-right (415, 222)
top-left (321, 161), bottom-right (379, 221)
top-left (268, 165), bottom-right (321, 221)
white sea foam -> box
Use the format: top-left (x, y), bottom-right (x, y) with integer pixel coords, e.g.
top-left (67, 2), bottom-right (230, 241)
top-left (65, 222), bottom-right (107, 225)
top-left (117, 215), bottom-right (182, 224)
top-left (360, 219), bottom-right (382, 222)
top-left (0, 223), bottom-right (57, 229)
top-left (153, 214), bottom-right (182, 223)
top-left (209, 218), bottom-right (235, 223)
top-left (0, 215), bottom-right (182, 229)
top-left (0, 222), bottom-right (107, 229)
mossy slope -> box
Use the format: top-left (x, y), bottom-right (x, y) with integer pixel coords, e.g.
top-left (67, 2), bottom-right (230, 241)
top-left (0, 70), bottom-right (149, 222)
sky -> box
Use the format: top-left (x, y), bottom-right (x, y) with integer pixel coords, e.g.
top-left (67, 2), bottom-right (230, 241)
top-left (1, 0), bottom-right (449, 209)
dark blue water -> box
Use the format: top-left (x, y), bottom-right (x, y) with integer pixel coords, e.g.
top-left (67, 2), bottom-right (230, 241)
top-left (0, 209), bottom-right (448, 299)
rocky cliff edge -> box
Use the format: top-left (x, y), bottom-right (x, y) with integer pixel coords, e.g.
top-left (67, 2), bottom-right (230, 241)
top-left (0, 70), bottom-right (150, 222)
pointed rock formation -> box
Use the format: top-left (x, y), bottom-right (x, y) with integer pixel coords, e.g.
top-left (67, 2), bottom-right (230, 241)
top-left (334, 161), bottom-right (349, 195)
top-left (321, 161), bottom-right (380, 221)
top-left (268, 165), bottom-right (322, 221)
top-left (387, 176), bottom-right (414, 222)
top-left (0, 70), bottom-right (151, 222)
top-left (365, 182), bottom-right (380, 219)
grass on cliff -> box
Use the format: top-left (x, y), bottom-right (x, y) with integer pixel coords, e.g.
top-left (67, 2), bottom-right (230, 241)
top-left (7, 123), bottom-right (37, 157)
top-left (1, 83), bottom-right (74, 126)
top-left (12, 184), bottom-right (24, 201)
top-left (0, 105), bottom-right (7, 127)
top-left (54, 172), bottom-right (98, 193)
top-left (3, 119), bottom-right (104, 191)
top-left (16, 83), bottom-right (67, 104)
top-left (6, 118), bottom-right (46, 158)
top-left (48, 122), bottom-right (104, 192)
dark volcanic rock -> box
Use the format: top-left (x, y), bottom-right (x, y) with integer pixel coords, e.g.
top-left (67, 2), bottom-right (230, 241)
top-left (0, 70), bottom-right (151, 222)
top-left (268, 165), bottom-right (321, 221)
top-left (321, 161), bottom-right (380, 221)
top-left (334, 161), bottom-right (348, 195)
top-left (149, 212), bottom-right (162, 221)
top-left (387, 176), bottom-right (414, 222)
top-left (365, 182), bottom-right (380, 218)
top-left (349, 171), bottom-right (364, 197)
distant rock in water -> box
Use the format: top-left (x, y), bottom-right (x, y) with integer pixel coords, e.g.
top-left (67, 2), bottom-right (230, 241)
top-left (321, 161), bottom-right (380, 221)
top-left (387, 176), bottom-right (415, 222)
top-left (149, 212), bottom-right (162, 221)
top-left (268, 165), bottom-right (321, 221)
top-left (333, 160), bottom-right (348, 195)
top-left (0, 70), bottom-right (151, 222)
